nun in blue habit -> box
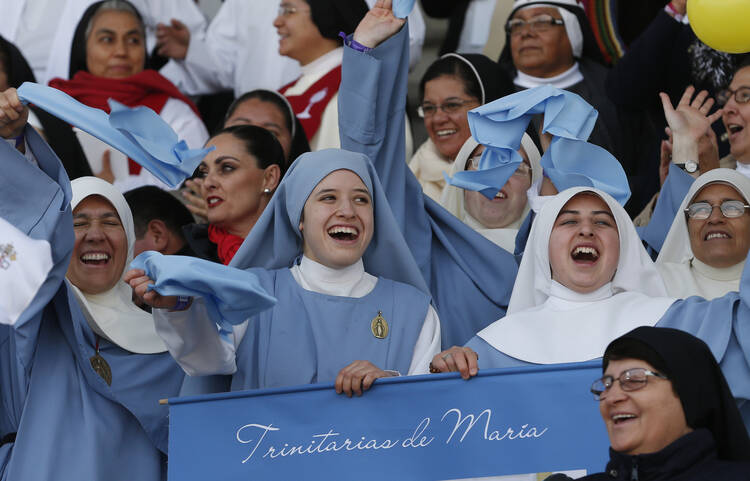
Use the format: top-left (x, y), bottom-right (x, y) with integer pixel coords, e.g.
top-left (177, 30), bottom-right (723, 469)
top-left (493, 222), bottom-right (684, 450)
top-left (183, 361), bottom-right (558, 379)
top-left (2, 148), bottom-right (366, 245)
top-left (337, 8), bottom-right (630, 348)
top-left (147, 148), bottom-right (440, 392)
top-left (0, 115), bottom-right (184, 478)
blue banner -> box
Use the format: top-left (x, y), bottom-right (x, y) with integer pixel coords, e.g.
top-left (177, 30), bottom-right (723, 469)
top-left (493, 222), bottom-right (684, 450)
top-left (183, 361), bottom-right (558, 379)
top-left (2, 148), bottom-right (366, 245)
top-left (168, 362), bottom-right (609, 480)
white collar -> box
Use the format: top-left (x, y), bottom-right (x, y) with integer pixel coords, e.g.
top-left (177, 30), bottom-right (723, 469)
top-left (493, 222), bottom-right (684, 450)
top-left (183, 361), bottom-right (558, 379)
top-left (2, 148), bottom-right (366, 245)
top-left (292, 255), bottom-right (376, 298)
top-left (692, 257), bottom-right (745, 282)
top-left (300, 47), bottom-right (344, 77)
top-left (514, 62), bottom-right (583, 90)
top-left (548, 279), bottom-right (614, 303)
top-left (735, 161), bottom-right (750, 179)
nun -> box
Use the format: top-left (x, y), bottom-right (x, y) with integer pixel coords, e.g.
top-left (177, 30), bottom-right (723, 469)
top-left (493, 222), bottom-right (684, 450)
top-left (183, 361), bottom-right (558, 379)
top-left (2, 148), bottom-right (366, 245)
top-left (129, 149), bottom-right (440, 396)
top-left (439, 134), bottom-right (542, 253)
top-left (0, 89), bottom-right (183, 480)
top-left (572, 327), bottom-right (750, 480)
top-left (431, 186), bottom-right (750, 429)
top-left (656, 168), bottom-right (750, 299)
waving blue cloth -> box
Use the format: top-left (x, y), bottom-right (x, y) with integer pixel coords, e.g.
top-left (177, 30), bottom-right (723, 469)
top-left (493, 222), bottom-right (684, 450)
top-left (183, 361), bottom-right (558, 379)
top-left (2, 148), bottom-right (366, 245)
top-left (447, 85), bottom-right (631, 206)
top-left (130, 251), bottom-right (277, 330)
top-left (17, 82), bottom-right (212, 188)
top-left (393, 0), bottom-right (415, 18)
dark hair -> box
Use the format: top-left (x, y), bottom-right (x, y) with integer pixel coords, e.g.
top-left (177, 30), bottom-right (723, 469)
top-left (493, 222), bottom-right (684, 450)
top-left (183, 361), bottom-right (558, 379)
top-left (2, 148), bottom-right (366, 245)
top-left (603, 337), bottom-right (671, 379)
top-left (224, 91), bottom-right (310, 166)
top-left (419, 56), bottom-right (483, 103)
top-left (124, 186), bottom-right (194, 239)
top-left (303, 0), bottom-right (369, 42)
top-left (69, 0), bottom-right (147, 78)
top-left (209, 124), bottom-right (288, 178)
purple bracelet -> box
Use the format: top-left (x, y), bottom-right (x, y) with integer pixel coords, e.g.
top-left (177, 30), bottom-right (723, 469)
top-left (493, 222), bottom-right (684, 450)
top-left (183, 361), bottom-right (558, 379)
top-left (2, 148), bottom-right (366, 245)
top-left (170, 295), bottom-right (192, 312)
top-left (12, 134), bottom-right (23, 148)
top-left (338, 31), bottom-right (372, 53)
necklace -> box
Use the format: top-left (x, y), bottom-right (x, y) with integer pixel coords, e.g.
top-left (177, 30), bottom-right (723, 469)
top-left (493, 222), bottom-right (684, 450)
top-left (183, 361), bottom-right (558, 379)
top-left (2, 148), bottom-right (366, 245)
top-left (89, 335), bottom-right (112, 386)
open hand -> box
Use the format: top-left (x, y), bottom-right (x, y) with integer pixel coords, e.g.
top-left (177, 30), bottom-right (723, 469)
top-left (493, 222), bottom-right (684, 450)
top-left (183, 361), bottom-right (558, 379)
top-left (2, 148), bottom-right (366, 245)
top-left (353, 0), bottom-right (406, 49)
top-left (182, 178), bottom-right (207, 219)
top-left (335, 360), bottom-right (396, 397)
top-left (660, 86), bottom-right (722, 144)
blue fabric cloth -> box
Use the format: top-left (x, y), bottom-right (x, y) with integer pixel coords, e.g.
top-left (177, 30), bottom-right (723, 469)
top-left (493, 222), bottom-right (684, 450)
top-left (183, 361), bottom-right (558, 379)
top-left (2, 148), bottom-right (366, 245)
top-left (131, 251), bottom-right (277, 331)
top-left (338, 24), bottom-right (520, 348)
top-left (637, 163), bottom-right (695, 256)
top-left (231, 268), bottom-right (429, 390)
top-left (230, 149), bottom-right (429, 295)
top-left (17, 82), bottom-right (212, 188)
top-left (0, 126), bottom-right (183, 480)
top-left (393, 0), bottom-right (415, 18)
top-left (448, 85), bottom-right (631, 206)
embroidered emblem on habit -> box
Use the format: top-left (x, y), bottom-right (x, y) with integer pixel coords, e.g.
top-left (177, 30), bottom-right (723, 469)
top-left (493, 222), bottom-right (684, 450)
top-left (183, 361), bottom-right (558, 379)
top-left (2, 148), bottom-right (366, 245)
top-left (0, 243), bottom-right (17, 270)
top-left (298, 88), bottom-right (328, 119)
top-left (371, 311), bottom-right (389, 339)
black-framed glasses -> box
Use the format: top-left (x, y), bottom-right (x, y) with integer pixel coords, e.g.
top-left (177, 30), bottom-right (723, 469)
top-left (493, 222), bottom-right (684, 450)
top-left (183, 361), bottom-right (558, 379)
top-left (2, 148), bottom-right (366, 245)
top-left (716, 86), bottom-right (750, 106)
top-left (685, 200), bottom-right (750, 220)
top-left (417, 99), bottom-right (477, 118)
top-left (505, 15), bottom-right (565, 36)
top-left (591, 368), bottom-right (668, 401)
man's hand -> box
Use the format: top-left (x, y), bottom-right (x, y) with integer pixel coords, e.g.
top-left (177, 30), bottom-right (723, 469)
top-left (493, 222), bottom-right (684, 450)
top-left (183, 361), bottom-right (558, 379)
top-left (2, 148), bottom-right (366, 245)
top-left (353, 0), bottom-right (406, 49)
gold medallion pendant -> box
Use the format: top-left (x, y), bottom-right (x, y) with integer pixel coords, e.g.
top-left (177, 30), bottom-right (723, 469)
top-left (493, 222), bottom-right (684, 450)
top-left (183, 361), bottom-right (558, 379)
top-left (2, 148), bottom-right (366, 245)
top-left (90, 353), bottom-right (112, 386)
top-left (371, 310), bottom-right (389, 339)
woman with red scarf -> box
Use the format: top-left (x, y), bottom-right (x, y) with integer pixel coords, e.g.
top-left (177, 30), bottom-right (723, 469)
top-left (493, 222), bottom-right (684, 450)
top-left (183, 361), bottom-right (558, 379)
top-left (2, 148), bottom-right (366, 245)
top-left (49, 0), bottom-right (208, 192)
top-left (183, 124), bottom-right (287, 265)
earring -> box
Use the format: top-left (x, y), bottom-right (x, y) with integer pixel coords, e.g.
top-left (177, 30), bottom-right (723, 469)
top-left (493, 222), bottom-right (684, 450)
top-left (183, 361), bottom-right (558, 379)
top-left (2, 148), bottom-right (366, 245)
top-left (263, 188), bottom-right (271, 194)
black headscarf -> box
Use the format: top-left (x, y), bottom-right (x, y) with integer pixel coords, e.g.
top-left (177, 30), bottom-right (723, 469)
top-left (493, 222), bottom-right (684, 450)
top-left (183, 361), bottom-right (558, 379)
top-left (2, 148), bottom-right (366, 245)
top-left (304, 0), bottom-right (369, 42)
top-left (68, 0), bottom-right (149, 79)
top-left (498, 1), bottom-right (605, 73)
top-left (603, 327), bottom-right (750, 462)
top-left (0, 36), bottom-right (92, 179)
top-left (439, 53), bottom-right (515, 105)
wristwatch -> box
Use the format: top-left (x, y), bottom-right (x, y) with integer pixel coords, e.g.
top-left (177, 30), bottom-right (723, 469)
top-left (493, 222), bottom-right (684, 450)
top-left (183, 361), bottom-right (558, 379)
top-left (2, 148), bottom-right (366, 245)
top-left (676, 160), bottom-right (698, 173)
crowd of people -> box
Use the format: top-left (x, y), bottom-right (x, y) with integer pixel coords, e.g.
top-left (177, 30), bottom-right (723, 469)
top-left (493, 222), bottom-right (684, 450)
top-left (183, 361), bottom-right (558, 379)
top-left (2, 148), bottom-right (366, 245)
top-left (2, 0), bottom-right (750, 479)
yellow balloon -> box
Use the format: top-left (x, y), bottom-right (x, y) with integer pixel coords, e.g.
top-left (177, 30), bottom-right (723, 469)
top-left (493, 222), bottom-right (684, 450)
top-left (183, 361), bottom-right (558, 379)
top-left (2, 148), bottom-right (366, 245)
top-left (688, 0), bottom-right (750, 53)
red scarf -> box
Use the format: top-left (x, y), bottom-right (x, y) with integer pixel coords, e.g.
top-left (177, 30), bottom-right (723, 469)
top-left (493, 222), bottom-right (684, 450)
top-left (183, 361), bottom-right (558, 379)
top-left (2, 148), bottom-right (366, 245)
top-left (280, 65), bottom-right (341, 141)
top-left (207, 224), bottom-right (245, 265)
top-left (49, 70), bottom-right (201, 174)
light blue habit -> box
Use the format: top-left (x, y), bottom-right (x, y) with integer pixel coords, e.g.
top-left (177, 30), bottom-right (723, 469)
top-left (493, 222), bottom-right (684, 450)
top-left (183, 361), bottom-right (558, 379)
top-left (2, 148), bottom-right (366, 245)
top-left (0, 127), bottom-right (184, 480)
top-left (174, 149), bottom-right (432, 392)
top-left (338, 24), bottom-right (521, 348)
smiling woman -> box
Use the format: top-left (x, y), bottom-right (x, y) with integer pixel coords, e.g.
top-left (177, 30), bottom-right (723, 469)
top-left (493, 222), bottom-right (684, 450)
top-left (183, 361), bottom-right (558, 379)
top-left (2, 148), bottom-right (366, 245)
top-left (135, 149), bottom-right (441, 397)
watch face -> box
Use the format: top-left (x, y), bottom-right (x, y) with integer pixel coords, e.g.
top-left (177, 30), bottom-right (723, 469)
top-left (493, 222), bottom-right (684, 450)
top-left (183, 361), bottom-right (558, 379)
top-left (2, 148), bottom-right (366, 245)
top-left (686, 161), bottom-right (698, 173)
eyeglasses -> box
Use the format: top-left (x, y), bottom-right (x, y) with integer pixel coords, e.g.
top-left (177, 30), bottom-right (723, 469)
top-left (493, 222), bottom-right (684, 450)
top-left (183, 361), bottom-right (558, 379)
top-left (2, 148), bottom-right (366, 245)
top-left (467, 156), bottom-right (532, 178)
top-left (418, 99), bottom-right (477, 118)
top-left (277, 4), bottom-right (309, 17)
top-left (505, 15), bottom-right (565, 36)
top-left (591, 368), bottom-right (668, 401)
top-left (684, 200), bottom-right (750, 220)
top-left (716, 86), bottom-right (750, 106)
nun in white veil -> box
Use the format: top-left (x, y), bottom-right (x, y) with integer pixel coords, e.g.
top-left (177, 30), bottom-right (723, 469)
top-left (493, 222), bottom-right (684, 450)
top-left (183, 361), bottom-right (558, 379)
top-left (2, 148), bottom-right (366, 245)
top-left (656, 169), bottom-right (750, 300)
top-left (439, 133), bottom-right (542, 253)
top-left (431, 187), bottom-right (750, 428)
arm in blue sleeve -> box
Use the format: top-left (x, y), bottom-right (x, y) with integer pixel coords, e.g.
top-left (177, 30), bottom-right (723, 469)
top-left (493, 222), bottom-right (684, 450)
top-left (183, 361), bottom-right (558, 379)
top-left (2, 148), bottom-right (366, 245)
top-left (638, 163), bottom-right (694, 254)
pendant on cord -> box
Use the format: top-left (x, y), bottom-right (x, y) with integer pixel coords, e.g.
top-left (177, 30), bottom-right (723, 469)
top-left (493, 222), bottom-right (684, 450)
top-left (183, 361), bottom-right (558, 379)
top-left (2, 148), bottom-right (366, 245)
top-left (90, 336), bottom-right (112, 385)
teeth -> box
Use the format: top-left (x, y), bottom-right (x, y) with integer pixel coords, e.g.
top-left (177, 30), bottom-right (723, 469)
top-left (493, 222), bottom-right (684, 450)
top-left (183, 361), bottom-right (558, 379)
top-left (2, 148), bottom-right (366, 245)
top-left (81, 253), bottom-right (110, 261)
top-left (494, 191), bottom-right (507, 199)
top-left (208, 198), bottom-right (221, 205)
top-left (612, 414), bottom-right (636, 421)
top-left (729, 124), bottom-right (743, 133)
top-left (436, 130), bottom-right (456, 137)
top-left (328, 226), bottom-right (358, 235)
top-left (706, 232), bottom-right (730, 240)
top-left (573, 246), bottom-right (599, 257)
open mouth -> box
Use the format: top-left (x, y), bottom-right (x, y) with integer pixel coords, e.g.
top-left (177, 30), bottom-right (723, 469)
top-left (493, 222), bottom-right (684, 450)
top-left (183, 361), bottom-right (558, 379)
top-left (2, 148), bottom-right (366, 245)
top-left (327, 225), bottom-right (359, 242)
top-left (80, 252), bottom-right (111, 266)
top-left (728, 124), bottom-right (744, 136)
top-left (435, 129), bottom-right (457, 138)
top-left (493, 190), bottom-right (507, 200)
top-left (207, 196), bottom-right (223, 208)
top-left (611, 414), bottom-right (637, 425)
top-left (705, 231), bottom-right (730, 241)
top-left (571, 245), bottom-right (599, 263)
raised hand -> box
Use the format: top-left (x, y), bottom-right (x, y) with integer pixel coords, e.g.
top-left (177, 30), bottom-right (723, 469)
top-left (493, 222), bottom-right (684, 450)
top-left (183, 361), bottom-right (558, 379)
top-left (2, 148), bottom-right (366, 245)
top-left (660, 86), bottom-right (722, 144)
top-left (335, 360), bottom-right (396, 397)
top-left (124, 268), bottom-right (179, 310)
top-left (353, 0), bottom-right (406, 49)
top-left (182, 178), bottom-right (208, 219)
top-left (156, 19), bottom-right (190, 60)
top-left (0, 88), bottom-right (29, 140)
